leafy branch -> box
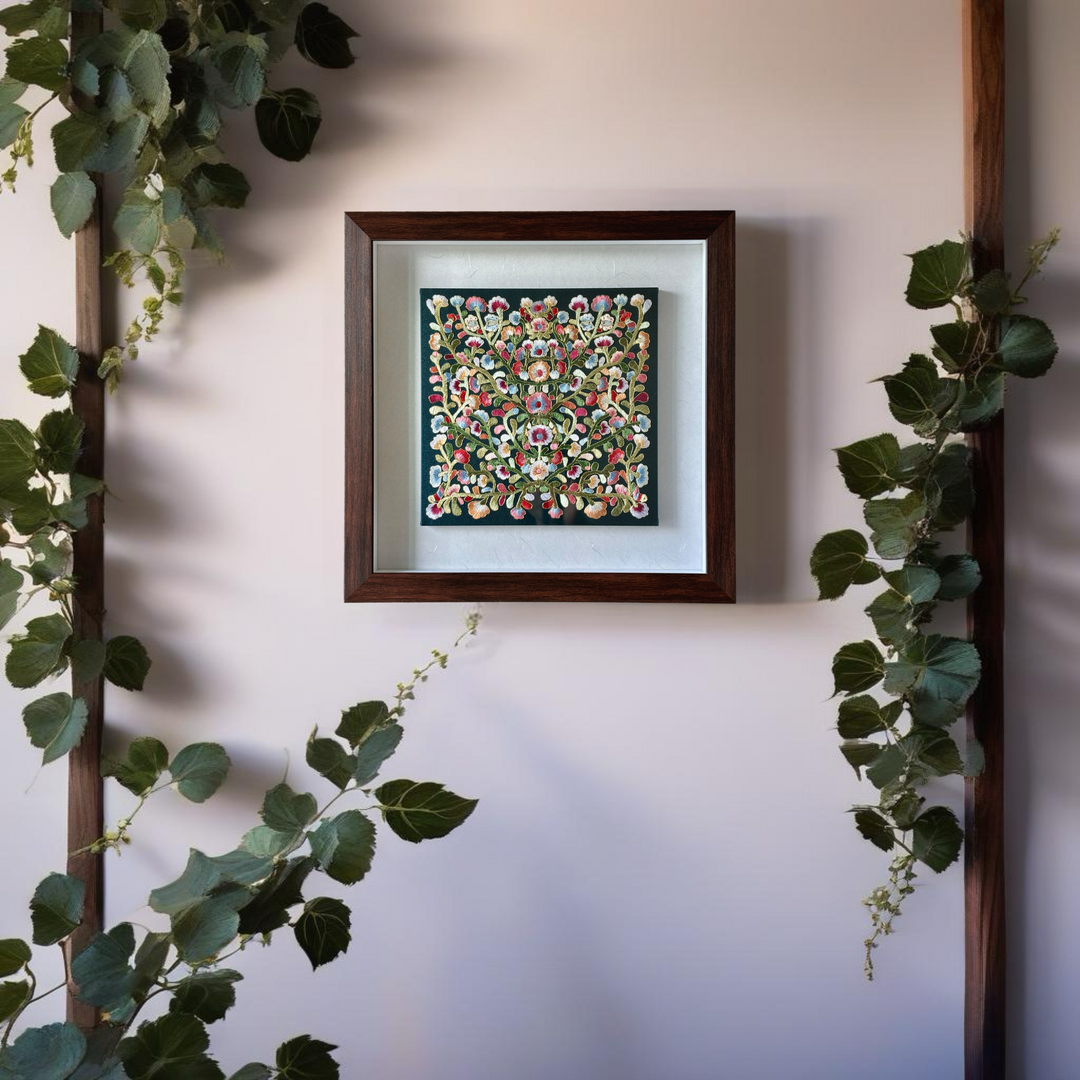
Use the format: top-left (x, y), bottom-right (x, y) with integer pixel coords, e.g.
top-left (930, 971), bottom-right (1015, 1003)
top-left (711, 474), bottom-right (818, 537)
top-left (811, 230), bottom-right (1060, 978)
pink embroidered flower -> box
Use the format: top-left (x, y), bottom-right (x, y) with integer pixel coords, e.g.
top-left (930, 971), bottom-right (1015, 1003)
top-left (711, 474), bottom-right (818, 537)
top-left (465, 336), bottom-right (484, 349)
top-left (510, 506), bottom-right (526, 519)
top-left (591, 294), bottom-right (613, 313)
top-left (465, 296), bottom-right (487, 313)
top-left (525, 392), bottom-right (553, 415)
top-left (488, 296), bottom-right (509, 312)
top-left (528, 459), bottom-right (552, 481)
top-left (527, 424), bottom-right (554, 447)
top-left (593, 335), bottom-right (614, 349)
top-left (528, 360), bottom-right (551, 382)
top-left (569, 295), bottom-right (588, 313)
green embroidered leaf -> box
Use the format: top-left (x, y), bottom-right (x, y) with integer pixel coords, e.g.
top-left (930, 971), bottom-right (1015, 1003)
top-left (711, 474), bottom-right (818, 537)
top-left (50, 171), bottom-right (97, 239)
top-left (0, 1022), bottom-right (86, 1080)
top-left (275, 1035), bottom-right (339, 1080)
top-left (119, 1013), bottom-right (224, 1080)
top-left (169, 969), bottom-right (242, 1024)
top-left (834, 434), bottom-right (901, 498)
top-left (884, 633), bottom-right (981, 726)
top-left (4, 37), bottom-right (68, 91)
top-left (853, 808), bottom-right (894, 852)
top-left (18, 326), bottom-right (77, 398)
top-left (71, 923), bottom-right (136, 1016)
top-left (0, 418), bottom-right (37, 489)
top-left (30, 872), bottom-right (85, 945)
top-left (23, 692), bottom-right (88, 763)
top-left (0, 939), bottom-right (31, 978)
top-left (255, 87), bottom-right (321, 161)
top-left (308, 810), bottom-right (375, 884)
top-left (881, 354), bottom-right (957, 436)
top-left (37, 409), bottom-right (84, 473)
top-left (863, 490), bottom-right (926, 560)
top-left (305, 730), bottom-right (353, 790)
top-left (237, 857), bottom-right (313, 935)
top-left (831, 640), bottom-right (884, 696)
top-left (810, 529), bottom-right (879, 601)
top-left (375, 780), bottom-right (478, 844)
top-left (352, 723), bottom-right (402, 785)
top-left (996, 313), bottom-right (1057, 378)
top-left (905, 239), bottom-right (969, 309)
top-left (169, 742), bottom-right (230, 802)
top-left (294, 897), bottom-right (350, 970)
top-left (260, 782), bottom-right (317, 836)
top-left (837, 695), bottom-right (902, 739)
top-left (104, 634), bottom-right (151, 690)
top-left (336, 699), bottom-right (388, 746)
top-left (294, 3), bottom-right (357, 69)
top-left (6, 613), bottom-right (71, 688)
top-left (104, 736), bottom-right (169, 795)
top-left (911, 806), bottom-right (963, 872)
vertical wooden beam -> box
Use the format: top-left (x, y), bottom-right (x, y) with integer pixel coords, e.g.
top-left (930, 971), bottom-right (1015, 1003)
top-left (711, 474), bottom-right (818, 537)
top-left (65, 5), bottom-right (104, 1032)
top-left (962, 1), bottom-right (1006, 1077)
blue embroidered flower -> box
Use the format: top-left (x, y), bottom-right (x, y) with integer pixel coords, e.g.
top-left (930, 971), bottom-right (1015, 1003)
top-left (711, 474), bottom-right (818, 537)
top-left (636, 415), bottom-right (652, 432)
top-left (429, 465), bottom-right (444, 487)
top-left (508, 311), bottom-right (521, 325)
top-left (557, 310), bottom-right (570, 324)
top-left (634, 464), bottom-right (649, 486)
top-left (465, 296), bottom-right (487, 313)
top-left (449, 295), bottom-right (465, 306)
top-left (431, 415), bottom-right (447, 433)
top-left (614, 293), bottom-right (628, 307)
top-left (591, 294), bottom-right (613, 313)
top-left (480, 353), bottom-right (496, 370)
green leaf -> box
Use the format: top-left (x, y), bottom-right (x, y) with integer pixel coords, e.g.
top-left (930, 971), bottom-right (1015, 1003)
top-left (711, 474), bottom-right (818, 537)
top-left (294, 3), bottom-right (357, 68)
top-left (4, 37), bottom-right (68, 91)
top-left (237, 857), bottom-right (313, 935)
top-left (336, 699), bottom-right (388, 746)
top-left (24, 532), bottom-right (69, 587)
top-left (865, 565), bottom-right (940, 647)
top-left (208, 33), bottom-right (266, 108)
top-left (931, 553), bottom-right (981, 601)
top-left (926, 443), bottom-right (974, 529)
top-left (972, 268), bottom-right (1013, 316)
top-left (255, 88), bottom-right (321, 161)
top-left (834, 434), bottom-right (900, 498)
top-left (0, 939), bottom-right (31, 978)
top-left (956, 370), bottom-right (1005, 430)
top-left (6, 613), bottom-right (71, 688)
top-left (837, 695), bottom-right (902, 739)
top-left (18, 326), bottom-right (77, 398)
top-left (228, 1068), bottom-right (271, 1080)
top-left (0, 0), bottom-right (68, 37)
top-left (0, 77), bottom-right (27, 105)
top-left (260, 783), bottom-right (317, 836)
top-left (308, 810), bottom-right (375, 883)
top-left (0, 1023), bottom-right (86, 1080)
top-left (37, 409), bottom-right (84, 473)
top-left (0, 102), bottom-right (28, 150)
top-left (71, 638), bottom-right (106, 683)
top-left (169, 969), bottom-right (242, 1024)
top-left (305, 730), bottom-right (353, 790)
top-left (853, 808), bottom-right (894, 852)
top-left (169, 742), bottom-right (230, 802)
top-left (375, 780), bottom-right (479, 844)
top-left (240, 824), bottom-right (295, 858)
top-left (119, 1013), bottom-right (224, 1080)
top-left (113, 0), bottom-right (166, 31)
top-left (929, 320), bottom-right (978, 372)
top-left (896, 442), bottom-right (934, 486)
top-left (149, 849), bottom-right (271, 915)
top-left (30, 872), bottom-right (84, 945)
top-left (85, 112), bottom-right (150, 173)
top-left (865, 744), bottom-right (905, 789)
top-left (882, 354), bottom-right (957, 436)
top-left (52, 110), bottom-right (107, 173)
top-left (863, 490), bottom-right (926, 560)
top-left (0, 418), bottom-right (37, 490)
top-left (50, 172), bottom-right (97, 239)
top-left (293, 897), bottom-right (350, 970)
top-left (996, 313), bottom-right (1057, 378)
top-left (56, 472), bottom-right (103, 530)
top-left (122, 30), bottom-right (170, 125)
top-left (0, 980), bottom-right (29, 1023)
top-left (170, 886), bottom-right (249, 963)
top-left (838, 740), bottom-right (880, 779)
top-left (899, 727), bottom-right (964, 780)
top-left (71, 923), bottom-right (136, 1016)
top-left (831, 640), bottom-right (884, 696)
top-left (911, 806), bottom-right (963, 872)
top-left (884, 633), bottom-right (981, 726)
top-left (23, 692), bottom-right (88, 764)
top-left (0, 559), bottom-right (24, 631)
top-left (275, 1035), bottom-right (339, 1080)
top-left (353, 723), bottom-right (403, 785)
top-left (104, 736), bottom-right (168, 795)
top-left (964, 737), bottom-right (986, 777)
top-left (905, 239), bottom-right (969, 309)
top-left (809, 529), bottom-right (879, 600)
top-left (114, 188), bottom-right (163, 256)
top-left (103, 634), bottom-right (151, 690)
top-left (185, 162), bottom-right (250, 210)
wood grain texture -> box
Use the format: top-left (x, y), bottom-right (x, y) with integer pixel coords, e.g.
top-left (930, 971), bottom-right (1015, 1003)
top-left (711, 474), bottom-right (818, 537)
top-left (344, 211), bottom-right (735, 603)
top-left (66, 4), bottom-right (104, 1031)
top-left (963, 1), bottom-right (1006, 1077)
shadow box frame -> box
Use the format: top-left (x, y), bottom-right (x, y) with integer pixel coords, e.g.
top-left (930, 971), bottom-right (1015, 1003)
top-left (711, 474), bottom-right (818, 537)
top-left (344, 210), bottom-right (735, 603)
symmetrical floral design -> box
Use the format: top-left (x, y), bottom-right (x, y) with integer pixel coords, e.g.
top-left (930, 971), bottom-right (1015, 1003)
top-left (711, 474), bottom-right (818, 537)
top-left (421, 289), bottom-right (658, 525)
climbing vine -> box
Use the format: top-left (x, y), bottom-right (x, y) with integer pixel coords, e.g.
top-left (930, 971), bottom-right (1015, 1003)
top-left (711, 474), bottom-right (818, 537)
top-left (0, 0), bottom-right (483, 1076)
top-left (811, 231), bottom-right (1059, 978)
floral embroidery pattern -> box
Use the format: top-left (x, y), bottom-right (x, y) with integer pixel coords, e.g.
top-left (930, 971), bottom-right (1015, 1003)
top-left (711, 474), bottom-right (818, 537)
top-left (421, 289), bottom-right (658, 526)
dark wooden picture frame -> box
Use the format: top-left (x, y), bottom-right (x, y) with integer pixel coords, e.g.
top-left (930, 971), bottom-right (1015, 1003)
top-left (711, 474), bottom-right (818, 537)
top-left (344, 211), bottom-right (735, 603)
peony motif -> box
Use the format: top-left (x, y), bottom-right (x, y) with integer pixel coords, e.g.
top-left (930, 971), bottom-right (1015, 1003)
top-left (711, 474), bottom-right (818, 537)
top-left (524, 391), bottom-right (553, 415)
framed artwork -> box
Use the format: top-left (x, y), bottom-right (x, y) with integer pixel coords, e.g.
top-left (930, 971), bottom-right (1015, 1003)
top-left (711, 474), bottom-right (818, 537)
top-left (344, 211), bottom-right (735, 603)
